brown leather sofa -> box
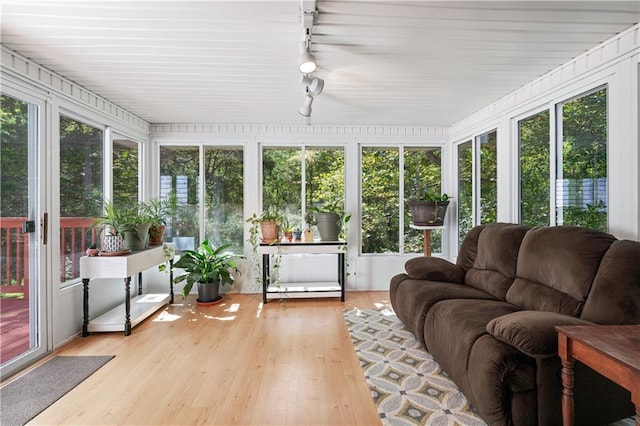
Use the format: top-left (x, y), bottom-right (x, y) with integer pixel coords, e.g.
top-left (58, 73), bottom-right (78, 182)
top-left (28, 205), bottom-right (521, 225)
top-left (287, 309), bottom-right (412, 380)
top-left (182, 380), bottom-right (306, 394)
top-left (390, 223), bottom-right (640, 426)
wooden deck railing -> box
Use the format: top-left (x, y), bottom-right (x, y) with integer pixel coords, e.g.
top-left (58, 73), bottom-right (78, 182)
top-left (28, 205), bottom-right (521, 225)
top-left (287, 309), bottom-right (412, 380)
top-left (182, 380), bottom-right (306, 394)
top-left (1, 217), bottom-right (97, 296)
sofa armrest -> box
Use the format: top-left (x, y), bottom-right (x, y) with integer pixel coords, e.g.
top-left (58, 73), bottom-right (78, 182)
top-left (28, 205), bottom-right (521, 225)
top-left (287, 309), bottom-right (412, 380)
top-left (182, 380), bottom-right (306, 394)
top-left (404, 256), bottom-right (465, 283)
top-left (486, 311), bottom-right (594, 358)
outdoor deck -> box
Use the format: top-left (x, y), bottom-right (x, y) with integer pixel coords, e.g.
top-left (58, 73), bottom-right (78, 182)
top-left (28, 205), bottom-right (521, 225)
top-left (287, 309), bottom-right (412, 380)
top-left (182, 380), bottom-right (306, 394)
top-left (1, 217), bottom-right (95, 364)
top-left (0, 298), bottom-right (29, 363)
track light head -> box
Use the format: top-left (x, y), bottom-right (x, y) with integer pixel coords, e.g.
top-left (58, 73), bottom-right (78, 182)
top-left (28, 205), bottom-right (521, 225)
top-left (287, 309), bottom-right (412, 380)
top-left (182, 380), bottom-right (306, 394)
top-left (298, 47), bottom-right (317, 74)
top-left (300, 75), bottom-right (324, 96)
top-left (298, 94), bottom-right (313, 117)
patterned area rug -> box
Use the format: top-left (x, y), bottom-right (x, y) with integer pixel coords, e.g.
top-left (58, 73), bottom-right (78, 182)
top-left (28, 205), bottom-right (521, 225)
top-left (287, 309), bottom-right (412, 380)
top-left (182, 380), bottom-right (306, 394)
top-left (344, 308), bottom-right (487, 426)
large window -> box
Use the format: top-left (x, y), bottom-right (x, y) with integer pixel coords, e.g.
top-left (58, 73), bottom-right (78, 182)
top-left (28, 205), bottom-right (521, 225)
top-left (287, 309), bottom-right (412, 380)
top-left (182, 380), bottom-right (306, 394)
top-left (456, 130), bottom-right (498, 249)
top-left (361, 146), bottom-right (443, 254)
top-left (112, 137), bottom-right (140, 211)
top-left (457, 141), bottom-right (473, 247)
top-left (59, 114), bottom-right (103, 283)
top-left (479, 130), bottom-right (497, 224)
top-left (519, 111), bottom-right (550, 227)
top-left (403, 147), bottom-right (443, 253)
top-left (517, 87), bottom-right (608, 231)
top-left (556, 88), bottom-right (607, 230)
top-left (159, 145), bottom-right (244, 252)
top-left (262, 146), bottom-right (345, 233)
top-left (262, 147), bottom-right (302, 220)
top-left (204, 147), bottom-right (243, 252)
top-left (160, 146), bottom-right (200, 251)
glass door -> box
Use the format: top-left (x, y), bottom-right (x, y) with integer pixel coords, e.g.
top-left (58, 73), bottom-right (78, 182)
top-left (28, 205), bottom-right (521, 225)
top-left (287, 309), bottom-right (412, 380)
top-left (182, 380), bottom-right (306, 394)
top-left (0, 92), bottom-right (47, 379)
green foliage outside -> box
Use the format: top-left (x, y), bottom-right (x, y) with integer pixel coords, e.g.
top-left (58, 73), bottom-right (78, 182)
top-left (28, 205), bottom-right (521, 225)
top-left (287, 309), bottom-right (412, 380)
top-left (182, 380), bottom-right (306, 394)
top-left (458, 141), bottom-right (473, 247)
top-left (519, 110), bottom-right (551, 227)
top-left (361, 148), bottom-right (400, 253)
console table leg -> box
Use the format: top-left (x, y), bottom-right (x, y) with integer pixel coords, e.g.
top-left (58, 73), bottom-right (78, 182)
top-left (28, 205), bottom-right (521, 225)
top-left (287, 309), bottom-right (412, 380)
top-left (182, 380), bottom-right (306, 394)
top-left (169, 259), bottom-right (174, 304)
top-left (82, 278), bottom-right (90, 337)
top-left (138, 272), bottom-right (143, 295)
top-left (560, 358), bottom-right (575, 426)
top-left (338, 252), bottom-right (345, 302)
top-left (262, 254), bottom-right (269, 304)
top-left (124, 277), bottom-right (132, 336)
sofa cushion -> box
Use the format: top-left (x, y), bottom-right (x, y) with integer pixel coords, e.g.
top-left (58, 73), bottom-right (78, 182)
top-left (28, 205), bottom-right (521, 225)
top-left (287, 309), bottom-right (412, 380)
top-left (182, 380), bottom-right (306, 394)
top-left (404, 256), bottom-right (465, 283)
top-left (486, 310), bottom-right (593, 358)
top-left (581, 239), bottom-right (640, 324)
top-left (465, 223), bottom-right (530, 300)
top-left (455, 224), bottom-right (486, 272)
top-left (389, 277), bottom-right (497, 348)
top-left (506, 226), bottom-right (616, 316)
top-left (423, 299), bottom-right (521, 387)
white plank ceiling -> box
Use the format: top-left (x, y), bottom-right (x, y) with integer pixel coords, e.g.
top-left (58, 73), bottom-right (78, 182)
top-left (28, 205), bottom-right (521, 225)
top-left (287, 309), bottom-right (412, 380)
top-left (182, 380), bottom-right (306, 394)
top-left (1, 1), bottom-right (638, 127)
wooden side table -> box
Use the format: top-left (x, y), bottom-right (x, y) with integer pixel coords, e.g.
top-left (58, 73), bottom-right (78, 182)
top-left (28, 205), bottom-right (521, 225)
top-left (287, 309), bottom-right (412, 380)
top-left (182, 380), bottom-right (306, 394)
top-left (556, 325), bottom-right (640, 426)
top-left (409, 224), bottom-right (444, 256)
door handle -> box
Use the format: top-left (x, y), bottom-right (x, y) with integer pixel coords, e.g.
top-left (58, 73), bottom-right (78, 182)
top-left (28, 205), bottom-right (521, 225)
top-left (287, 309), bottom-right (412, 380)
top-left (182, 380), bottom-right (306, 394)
top-left (42, 212), bottom-right (48, 245)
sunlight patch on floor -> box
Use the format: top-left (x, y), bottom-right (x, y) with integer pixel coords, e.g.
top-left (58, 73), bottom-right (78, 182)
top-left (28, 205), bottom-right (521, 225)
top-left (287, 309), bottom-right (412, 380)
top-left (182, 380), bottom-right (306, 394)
top-left (153, 311), bottom-right (181, 322)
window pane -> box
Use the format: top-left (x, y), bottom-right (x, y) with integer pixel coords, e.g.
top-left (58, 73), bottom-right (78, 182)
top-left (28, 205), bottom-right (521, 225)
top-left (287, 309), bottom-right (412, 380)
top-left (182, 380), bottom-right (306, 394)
top-left (557, 88), bottom-right (607, 230)
top-left (112, 138), bottom-right (139, 211)
top-left (59, 115), bottom-right (103, 282)
top-left (262, 147), bottom-right (302, 220)
top-left (479, 130), bottom-right (497, 224)
top-left (204, 147), bottom-right (243, 253)
top-left (361, 147), bottom-right (399, 253)
top-left (404, 147), bottom-right (442, 253)
top-left (519, 111), bottom-right (550, 227)
top-left (160, 146), bottom-right (200, 251)
top-left (306, 147), bottom-right (345, 231)
top-left (457, 141), bottom-right (473, 248)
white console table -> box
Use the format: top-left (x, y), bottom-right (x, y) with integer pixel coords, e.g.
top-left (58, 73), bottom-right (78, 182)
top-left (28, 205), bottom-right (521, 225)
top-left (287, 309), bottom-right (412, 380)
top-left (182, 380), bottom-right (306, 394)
top-left (80, 245), bottom-right (173, 336)
top-left (259, 241), bottom-right (346, 303)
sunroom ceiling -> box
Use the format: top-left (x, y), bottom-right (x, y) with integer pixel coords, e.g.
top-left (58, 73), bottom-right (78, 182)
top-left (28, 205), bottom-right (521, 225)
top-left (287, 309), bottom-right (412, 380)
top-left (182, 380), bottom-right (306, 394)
top-left (1, 1), bottom-right (638, 127)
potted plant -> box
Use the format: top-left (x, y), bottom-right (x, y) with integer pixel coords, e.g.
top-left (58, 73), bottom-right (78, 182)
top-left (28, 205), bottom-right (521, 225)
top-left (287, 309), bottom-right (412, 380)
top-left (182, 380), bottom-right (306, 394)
top-left (142, 193), bottom-right (177, 246)
top-left (91, 201), bottom-right (127, 254)
top-left (246, 211), bottom-right (282, 244)
top-left (172, 240), bottom-right (243, 304)
top-left (120, 203), bottom-right (154, 251)
top-left (281, 217), bottom-right (295, 242)
top-left (309, 199), bottom-right (351, 241)
top-left (407, 188), bottom-right (451, 226)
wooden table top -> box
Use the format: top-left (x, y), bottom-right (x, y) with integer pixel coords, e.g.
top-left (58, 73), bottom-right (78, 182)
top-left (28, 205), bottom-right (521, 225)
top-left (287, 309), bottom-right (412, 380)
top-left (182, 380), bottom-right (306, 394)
top-left (555, 325), bottom-right (640, 373)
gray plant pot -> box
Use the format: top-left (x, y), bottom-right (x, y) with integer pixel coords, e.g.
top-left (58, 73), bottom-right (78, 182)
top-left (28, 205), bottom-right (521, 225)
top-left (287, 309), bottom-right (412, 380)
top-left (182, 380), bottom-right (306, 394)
top-left (316, 212), bottom-right (341, 241)
top-left (123, 223), bottom-right (151, 251)
top-left (197, 280), bottom-right (221, 303)
top-left (408, 200), bottom-right (450, 226)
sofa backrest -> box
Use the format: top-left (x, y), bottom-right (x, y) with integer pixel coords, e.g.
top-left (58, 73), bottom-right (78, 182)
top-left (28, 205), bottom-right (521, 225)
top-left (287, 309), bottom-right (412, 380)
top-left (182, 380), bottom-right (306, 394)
top-left (506, 226), bottom-right (616, 317)
top-left (463, 223), bottom-right (530, 300)
top-left (580, 240), bottom-right (640, 324)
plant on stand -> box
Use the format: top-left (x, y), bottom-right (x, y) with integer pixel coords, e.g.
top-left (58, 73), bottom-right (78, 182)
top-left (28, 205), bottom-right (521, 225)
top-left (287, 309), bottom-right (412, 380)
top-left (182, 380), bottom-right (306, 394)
top-left (172, 240), bottom-right (243, 305)
top-left (120, 203), bottom-right (153, 251)
top-left (142, 193), bottom-right (177, 246)
top-left (407, 188), bottom-right (451, 226)
top-left (309, 199), bottom-right (351, 241)
top-left (246, 211), bottom-right (285, 300)
top-left (91, 201), bottom-right (127, 254)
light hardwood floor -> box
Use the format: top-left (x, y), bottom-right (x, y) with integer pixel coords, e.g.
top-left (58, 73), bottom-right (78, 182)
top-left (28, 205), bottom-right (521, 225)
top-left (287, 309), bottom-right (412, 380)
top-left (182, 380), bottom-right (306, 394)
top-left (19, 292), bottom-right (389, 425)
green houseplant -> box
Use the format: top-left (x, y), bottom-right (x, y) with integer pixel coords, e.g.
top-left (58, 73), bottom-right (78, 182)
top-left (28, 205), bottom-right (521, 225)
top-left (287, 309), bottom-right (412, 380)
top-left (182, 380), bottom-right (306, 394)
top-left (173, 240), bottom-right (243, 303)
top-left (309, 199), bottom-right (351, 241)
top-left (142, 193), bottom-right (178, 245)
top-left (119, 203), bottom-right (153, 251)
top-left (91, 200), bottom-right (127, 253)
top-left (407, 188), bottom-right (451, 226)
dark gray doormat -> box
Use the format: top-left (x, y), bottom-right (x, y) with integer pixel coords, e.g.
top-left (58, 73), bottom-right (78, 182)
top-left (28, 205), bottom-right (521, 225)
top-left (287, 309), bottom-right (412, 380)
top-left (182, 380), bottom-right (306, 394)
top-left (0, 355), bottom-right (114, 426)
